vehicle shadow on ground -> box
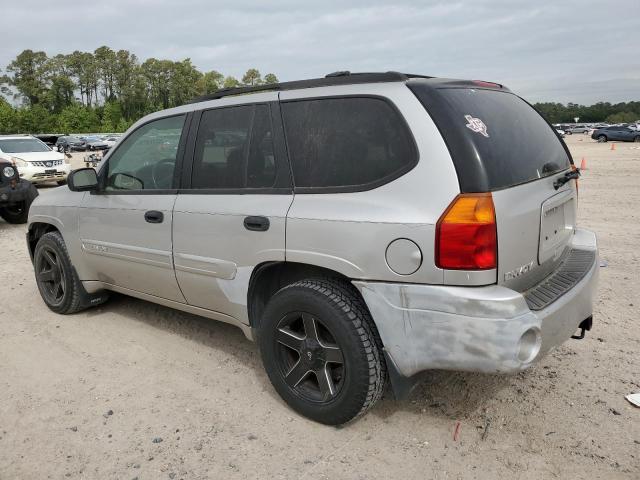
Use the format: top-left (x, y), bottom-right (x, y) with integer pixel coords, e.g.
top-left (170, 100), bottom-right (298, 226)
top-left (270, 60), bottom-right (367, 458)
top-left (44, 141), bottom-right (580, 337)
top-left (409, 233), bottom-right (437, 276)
top-left (95, 292), bottom-right (261, 367)
top-left (374, 370), bottom-right (513, 422)
top-left (94, 292), bottom-right (514, 425)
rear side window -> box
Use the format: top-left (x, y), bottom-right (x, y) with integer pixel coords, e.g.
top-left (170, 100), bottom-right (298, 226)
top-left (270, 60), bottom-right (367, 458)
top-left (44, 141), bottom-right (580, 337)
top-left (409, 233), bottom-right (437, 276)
top-left (281, 97), bottom-right (417, 190)
top-left (409, 84), bottom-right (571, 191)
top-left (191, 104), bottom-right (277, 189)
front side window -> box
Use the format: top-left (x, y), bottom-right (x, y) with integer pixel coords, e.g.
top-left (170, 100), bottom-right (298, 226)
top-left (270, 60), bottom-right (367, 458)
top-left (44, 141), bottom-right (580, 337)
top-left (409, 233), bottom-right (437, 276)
top-left (281, 97), bottom-right (417, 189)
top-left (191, 104), bottom-right (276, 189)
top-left (105, 115), bottom-right (185, 191)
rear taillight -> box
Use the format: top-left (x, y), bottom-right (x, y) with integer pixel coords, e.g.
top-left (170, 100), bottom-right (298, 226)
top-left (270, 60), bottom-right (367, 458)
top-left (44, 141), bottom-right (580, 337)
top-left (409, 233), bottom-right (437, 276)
top-left (436, 193), bottom-right (497, 270)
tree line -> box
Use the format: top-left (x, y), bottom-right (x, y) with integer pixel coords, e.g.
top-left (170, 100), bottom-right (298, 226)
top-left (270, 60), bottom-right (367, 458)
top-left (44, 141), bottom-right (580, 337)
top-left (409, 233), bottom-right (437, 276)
top-left (533, 101), bottom-right (640, 125)
top-left (1, 47), bottom-right (638, 135)
top-left (0, 48), bottom-right (278, 134)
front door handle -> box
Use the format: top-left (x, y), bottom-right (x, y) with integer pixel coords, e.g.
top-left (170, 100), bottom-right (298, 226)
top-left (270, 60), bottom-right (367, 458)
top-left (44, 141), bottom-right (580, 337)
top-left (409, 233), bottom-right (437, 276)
top-left (244, 216), bottom-right (270, 231)
top-left (144, 210), bottom-right (164, 223)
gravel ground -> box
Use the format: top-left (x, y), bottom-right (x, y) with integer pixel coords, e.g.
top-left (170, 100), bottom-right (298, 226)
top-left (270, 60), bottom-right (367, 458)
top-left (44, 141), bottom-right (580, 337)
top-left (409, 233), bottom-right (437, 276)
top-left (0, 136), bottom-right (638, 479)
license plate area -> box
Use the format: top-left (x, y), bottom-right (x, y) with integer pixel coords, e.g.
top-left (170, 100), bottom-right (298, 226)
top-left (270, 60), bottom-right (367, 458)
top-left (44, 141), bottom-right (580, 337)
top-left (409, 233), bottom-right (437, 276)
top-left (539, 190), bottom-right (575, 264)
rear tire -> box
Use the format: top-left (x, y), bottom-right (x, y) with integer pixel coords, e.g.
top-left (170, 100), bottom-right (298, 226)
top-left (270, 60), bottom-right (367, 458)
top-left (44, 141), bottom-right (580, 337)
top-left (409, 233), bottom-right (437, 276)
top-left (634, 136), bottom-right (640, 143)
top-left (34, 231), bottom-right (85, 314)
top-left (258, 279), bottom-right (386, 425)
top-left (57, 179), bottom-right (67, 186)
top-left (598, 135), bottom-right (607, 142)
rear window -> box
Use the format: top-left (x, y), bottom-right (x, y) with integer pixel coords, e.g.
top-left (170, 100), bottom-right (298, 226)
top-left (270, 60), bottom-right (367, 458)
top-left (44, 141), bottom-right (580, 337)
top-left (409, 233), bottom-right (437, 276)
top-left (409, 84), bottom-right (571, 191)
top-left (0, 138), bottom-right (50, 153)
top-left (281, 97), bottom-right (417, 190)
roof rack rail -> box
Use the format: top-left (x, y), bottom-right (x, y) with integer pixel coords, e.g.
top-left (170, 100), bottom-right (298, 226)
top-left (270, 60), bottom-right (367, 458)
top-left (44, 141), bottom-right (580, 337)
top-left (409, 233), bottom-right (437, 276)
top-left (189, 71), bottom-right (433, 104)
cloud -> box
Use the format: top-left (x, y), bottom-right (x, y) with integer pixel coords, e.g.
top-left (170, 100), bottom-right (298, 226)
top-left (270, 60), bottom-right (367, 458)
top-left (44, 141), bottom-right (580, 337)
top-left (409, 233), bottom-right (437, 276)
top-left (1, 0), bottom-right (638, 103)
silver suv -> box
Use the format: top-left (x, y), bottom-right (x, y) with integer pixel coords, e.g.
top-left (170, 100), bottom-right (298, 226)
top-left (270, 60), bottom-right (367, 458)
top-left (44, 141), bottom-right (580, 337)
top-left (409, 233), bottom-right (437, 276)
top-left (26, 72), bottom-right (598, 425)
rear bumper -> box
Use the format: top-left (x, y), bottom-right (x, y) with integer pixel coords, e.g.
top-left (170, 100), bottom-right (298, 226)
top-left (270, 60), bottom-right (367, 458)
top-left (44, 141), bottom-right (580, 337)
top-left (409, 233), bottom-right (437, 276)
top-left (353, 228), bottom-right (598, 377)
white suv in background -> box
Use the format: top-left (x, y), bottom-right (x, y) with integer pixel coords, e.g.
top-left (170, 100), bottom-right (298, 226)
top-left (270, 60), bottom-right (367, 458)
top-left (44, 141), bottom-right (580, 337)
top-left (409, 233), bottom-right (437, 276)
top-left (0, 135), bottom-right (70, 185)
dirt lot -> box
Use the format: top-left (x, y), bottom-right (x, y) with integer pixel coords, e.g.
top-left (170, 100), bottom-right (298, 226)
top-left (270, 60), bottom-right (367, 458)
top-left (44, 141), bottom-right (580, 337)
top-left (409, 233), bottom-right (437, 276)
top-left (1, 136), bottom-right (638, 479)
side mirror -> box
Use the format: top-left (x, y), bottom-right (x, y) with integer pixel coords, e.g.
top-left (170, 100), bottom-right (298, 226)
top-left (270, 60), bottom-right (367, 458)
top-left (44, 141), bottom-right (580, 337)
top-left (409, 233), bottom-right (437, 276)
top-left (68, 168), bottom-right (98, 192)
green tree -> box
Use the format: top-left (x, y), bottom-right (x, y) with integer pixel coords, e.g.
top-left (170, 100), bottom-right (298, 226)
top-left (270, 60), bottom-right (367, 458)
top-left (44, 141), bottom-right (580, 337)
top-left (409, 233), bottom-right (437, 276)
top-left (67, 51), bottom-right (99, 106)
top-left (263, 73), bottom-right (278, 84)
top-left (197, 70), bottom-right (224, 94)
top-left (3, 50), bottom-right (50, 105)
top-left (168, 59), bottom-right (202, 106)
top-left (223, 76), bottom-right (240, 88)
top-left (1, 48), bottom-right (279, 132)
top-left (46, 75), bottom-right (75, 113)
top-left (17, 104), bottom-right (56, 133)
top-left (94, 46), bottom-right (117, 102)
top-left (141, 58), bottom-right (173, 109)
top-left (605, 111), bottom-right (639, 124)
top-left (116, 117), bottom-right (132, 133)
top-left (57, 104), bottom-right (100, 132)
top-left (242, 68), bottom-right (262, 86)
top-left (0, 98), bottom-right (18, 134)
top-left (101, 101), bottom-right (123, 132)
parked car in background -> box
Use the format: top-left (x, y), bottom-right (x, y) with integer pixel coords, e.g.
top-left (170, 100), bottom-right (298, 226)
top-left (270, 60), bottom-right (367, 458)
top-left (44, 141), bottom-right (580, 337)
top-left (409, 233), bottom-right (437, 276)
top-left (591, 126), bottom-right (640, 143)
top-left (0, 157), bottom-right (39, 223)
top-left (55, 136), bottom-right (87, 152)
top-left (564, 125), bottom-right (590, 135)
top-left (87, 136), bottom-right (119, 150)
top-left (556, 128), bottom-right (565, 138)
top-left (26, 72), bottom-right (597, 425)
top-left (0, 135), bottom-right (70, 185)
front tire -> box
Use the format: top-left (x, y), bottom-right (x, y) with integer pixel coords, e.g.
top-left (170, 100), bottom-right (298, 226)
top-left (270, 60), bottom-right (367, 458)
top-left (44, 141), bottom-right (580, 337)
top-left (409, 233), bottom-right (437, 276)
top-left (598, 135), bottom-right (607, 142)
top-left (258, 279), bottom-right (386, 425)
top-left (57, 179), bottom-right (67, 186)
top-left (0, 202), bottom-right (29, 224)
top-left (34, 231), bottom-right (85, 314)
top-left (0, 182), bottom-right (38, 224)
top-left (634, 136), bottom-right (640, 143)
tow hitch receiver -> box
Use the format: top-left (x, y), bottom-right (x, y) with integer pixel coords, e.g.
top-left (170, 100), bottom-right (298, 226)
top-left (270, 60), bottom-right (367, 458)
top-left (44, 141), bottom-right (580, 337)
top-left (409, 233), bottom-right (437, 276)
top-left (571, 316), bottom-right (593, 340)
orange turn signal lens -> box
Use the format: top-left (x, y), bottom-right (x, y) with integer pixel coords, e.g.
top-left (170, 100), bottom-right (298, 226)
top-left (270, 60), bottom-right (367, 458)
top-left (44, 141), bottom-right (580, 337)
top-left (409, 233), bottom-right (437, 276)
top-left (436, 193), bottom-right (497, 270)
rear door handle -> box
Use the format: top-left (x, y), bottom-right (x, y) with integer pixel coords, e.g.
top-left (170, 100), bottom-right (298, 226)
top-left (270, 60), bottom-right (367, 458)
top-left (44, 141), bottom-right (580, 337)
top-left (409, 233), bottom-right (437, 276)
top-left (244, 216), bottom-right (270, 231)
top-left (144, 210), bottom-right (164, 223)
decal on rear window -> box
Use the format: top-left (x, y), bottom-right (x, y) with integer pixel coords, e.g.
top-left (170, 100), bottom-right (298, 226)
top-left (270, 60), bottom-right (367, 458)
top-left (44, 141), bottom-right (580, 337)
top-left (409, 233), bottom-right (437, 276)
top-left (464, 114), bottom-right (489, 138)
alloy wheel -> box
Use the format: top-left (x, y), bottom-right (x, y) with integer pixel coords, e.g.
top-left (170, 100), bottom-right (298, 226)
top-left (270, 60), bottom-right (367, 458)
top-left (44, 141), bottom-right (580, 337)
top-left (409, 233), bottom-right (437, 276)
top-left (36, 246), bottom-right (66, 305)
top-left (275, 312), bottom-right (345, 403)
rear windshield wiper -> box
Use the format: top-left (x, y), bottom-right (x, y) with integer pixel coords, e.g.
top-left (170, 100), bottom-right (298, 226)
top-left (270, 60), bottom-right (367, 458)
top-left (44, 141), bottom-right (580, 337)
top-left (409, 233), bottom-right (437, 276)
top-left (553, 169), bottom-right (580, 190)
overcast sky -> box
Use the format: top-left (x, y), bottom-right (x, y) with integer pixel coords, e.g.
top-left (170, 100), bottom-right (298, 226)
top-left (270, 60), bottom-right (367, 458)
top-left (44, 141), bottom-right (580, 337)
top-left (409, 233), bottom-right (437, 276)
top-left (2, 0), bottom-right (638, 104)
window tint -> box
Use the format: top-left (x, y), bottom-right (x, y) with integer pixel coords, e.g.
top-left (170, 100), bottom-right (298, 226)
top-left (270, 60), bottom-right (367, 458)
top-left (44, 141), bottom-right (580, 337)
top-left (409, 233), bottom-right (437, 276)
top-left (409, 84), bottom-right (571, 191)
top-left (191, 104), bottom-right (276, 189)
top-left (281, 97), bottom-right (417, 189)
top-left (105, 115), bottom-right (185, 191)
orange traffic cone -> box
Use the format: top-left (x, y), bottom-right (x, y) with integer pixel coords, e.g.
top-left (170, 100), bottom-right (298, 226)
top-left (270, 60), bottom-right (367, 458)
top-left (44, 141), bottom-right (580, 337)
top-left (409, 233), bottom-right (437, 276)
top-left (580, 157), bottom-right (587, 170)
top-left (611, 143), bottom-right (616, 151)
